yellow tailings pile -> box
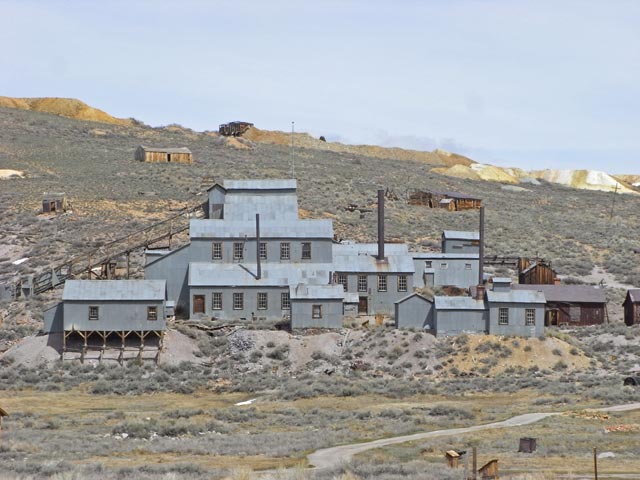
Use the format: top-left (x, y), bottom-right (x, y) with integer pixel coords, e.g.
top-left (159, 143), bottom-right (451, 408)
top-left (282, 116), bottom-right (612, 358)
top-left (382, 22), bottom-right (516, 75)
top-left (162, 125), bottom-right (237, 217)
top-left (0, 96), bottom-right (132, 126)
top-left (242, 128), bottom-right (474, 167)
top-left (432, 163), bottom-right (521, 184)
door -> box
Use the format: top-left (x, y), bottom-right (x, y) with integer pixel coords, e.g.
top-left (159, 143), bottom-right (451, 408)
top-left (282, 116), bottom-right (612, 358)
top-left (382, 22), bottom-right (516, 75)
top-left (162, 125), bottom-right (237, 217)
top-left (193, 295), bottom-right (205, 314)
top-left (358, 296), bottom-right (368, 315)
top-left (546, 310), bottom-right (558, 326)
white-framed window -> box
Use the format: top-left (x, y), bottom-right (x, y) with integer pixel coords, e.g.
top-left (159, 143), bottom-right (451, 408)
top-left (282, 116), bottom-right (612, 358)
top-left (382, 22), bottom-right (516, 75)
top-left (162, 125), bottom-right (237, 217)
top-left (212, 292), bottom-right (223, 310)
top-left (233, 242), bottom-right (244, 261)
top-left (280, 242), bottom-right (290, 260)
top-left (335, 273), bottom-right (347, 291)
top-left (499, 307), bottom-right (509, 325)
top-left (358, 274), bottom-right (368, 292)
top-left (259, 242), bottom-right (267, 260)
top-left (465, 263), bottom-right (472, 270)
top-left (89, 306), bottom-right (99, 321)
top-left (281, 292), bottom-right (291, 310)
top-left (258, 292), bottom-right (268, 310)
top-left (378, 274), bottom-right (387, 292)
top-left (398, 275), bottom-right (407, 292)
top-left (440, 262), bottom-right (448, 270)
top-left (301, 242), bottom-right (312, 260)
top-left (212, 242), bottom-right (222, 260)
top-left (525, 308), bottom-right (536, 326)
top-left (233, 292), bottom-right (244, 310)
top-left (312, 304), bottom-right (322, 319)
top-left (147, 306), bottom-right (157, 321)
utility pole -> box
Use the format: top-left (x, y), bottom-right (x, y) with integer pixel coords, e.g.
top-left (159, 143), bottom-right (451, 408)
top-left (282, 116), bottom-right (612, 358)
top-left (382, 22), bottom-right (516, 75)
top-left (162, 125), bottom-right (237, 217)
top-left (291, 121), bottom-right (295, 178)
top-left (593, 447), bottom-right (598, 480)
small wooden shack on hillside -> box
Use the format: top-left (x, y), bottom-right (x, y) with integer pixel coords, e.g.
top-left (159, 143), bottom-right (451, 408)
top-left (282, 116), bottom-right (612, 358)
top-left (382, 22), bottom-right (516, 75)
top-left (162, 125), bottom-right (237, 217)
top-left (408, 190), bottom-right (482, 211)
top-left (135, 146), bottom-right (192, 163)
top-left (42, 192), bottom-right (68, 214)
top-left (623, 289), bottom-right (640, 326)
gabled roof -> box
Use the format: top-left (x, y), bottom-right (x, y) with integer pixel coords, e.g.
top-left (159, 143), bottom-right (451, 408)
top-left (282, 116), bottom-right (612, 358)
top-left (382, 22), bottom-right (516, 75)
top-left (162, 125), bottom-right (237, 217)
top-left (486, 289), bottom-right (546, 304)
top-left (434, 296), bottom-right (486, 310)
top-left (223, 179), bottom-right (297, 191)
top-left (190, 219), bottom-right (334, 239)
top-left (62, 280), bottom-right (166, 301)
top-left (442, 231), bottom-right (480, 241)
top-left (334, 243), bottom-right (409, 256)
top-left (332, 249), bottom-right (415, 274)
top-left (412, 253), bottom-right (479, 260)
top-left (395, 292), bottom-right (433, 305)
top-left (138, 145), bottom-right (191, 154)
top-left (624, 289), bottom-right (640, 304)
top-left (512, 284), bottom-right (606, 304)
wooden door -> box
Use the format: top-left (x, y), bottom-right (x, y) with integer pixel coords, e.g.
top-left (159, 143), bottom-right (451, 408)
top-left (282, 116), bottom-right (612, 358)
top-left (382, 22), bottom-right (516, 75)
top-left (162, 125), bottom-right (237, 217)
top-left (193, 295), bottom-right (205, 314)
top-left (358, 296), bottom-right (368, 315)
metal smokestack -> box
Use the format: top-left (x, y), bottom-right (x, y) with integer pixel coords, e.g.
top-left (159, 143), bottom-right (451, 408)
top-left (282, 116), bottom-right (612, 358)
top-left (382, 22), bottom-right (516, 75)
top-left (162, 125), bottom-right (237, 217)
top-left (256, 213), bottom-right (261, 280)
top-left (479, 206), bottom-right (485, 285)
top-left (377, 189), bottom-right (385, 261)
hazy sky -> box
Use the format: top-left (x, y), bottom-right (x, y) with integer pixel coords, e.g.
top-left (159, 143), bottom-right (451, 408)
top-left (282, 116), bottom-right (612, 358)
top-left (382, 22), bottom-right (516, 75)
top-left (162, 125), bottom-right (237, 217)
top-left (2, 1), bottom-right (639, 172)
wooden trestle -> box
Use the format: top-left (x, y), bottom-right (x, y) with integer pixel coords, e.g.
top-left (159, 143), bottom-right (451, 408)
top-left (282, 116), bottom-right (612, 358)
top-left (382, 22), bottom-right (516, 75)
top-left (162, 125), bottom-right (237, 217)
top-left (61, 329), bottom-right (165, 364)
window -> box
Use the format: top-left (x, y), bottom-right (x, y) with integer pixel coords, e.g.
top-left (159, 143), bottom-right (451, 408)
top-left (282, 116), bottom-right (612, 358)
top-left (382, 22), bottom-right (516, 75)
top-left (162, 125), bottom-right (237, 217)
top-left (425, 261), bottom-right (432, 268)
top-left (335, 273), bottom-right (347, 291)
top-left (233, 242), bottom-right (244, 261)
top-left (301, 242), bottom-right (312, 260)
top-left (357, 274), bottom-right (368, 292)
top-left (212, 242), bottom-right (222, 260)
top-left (212, 292), bottom-right (223, 310)
top-left (233, 292), bottom-right (244, 310)
top-left (398, 275), bottom-right (407, 292)
top-left (259, 242), bottom-right (267, 260)
top-left (281, 292), bottom-right (291, 310)
top-left (378, 274), bottom-right (387, 292)
top-left (258, 292), bottom-right (268, 310)
top-left (453, 245), bottom-right (463, 250)
top-left (525, 308), bottom-right (536, 326)
top-left (147, 306), bottom-right (158, 321)
top-left (440, 262), bottom-right (448, 270)
top-left (280, 242), bottom-right (290, 260)
top-left (312, 304), bottom-right (323, 319)
top-left (89, 306), bottom-right (99, 321)
top-left (465, 263), bottom-right (472, 270)
top-left (498, 307), bottom-right (509, 325)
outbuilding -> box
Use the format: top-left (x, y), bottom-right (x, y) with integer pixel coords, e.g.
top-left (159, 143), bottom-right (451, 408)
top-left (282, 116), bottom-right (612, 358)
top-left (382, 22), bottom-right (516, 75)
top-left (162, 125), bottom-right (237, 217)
top-left (623, 289), bottom-right (640, 326)
top-left (42, 192), bottom-right (68, 214)
top-left (135, 146), bottom-right (192, 163)
top-left (394, 293), bottom-right (434, 330)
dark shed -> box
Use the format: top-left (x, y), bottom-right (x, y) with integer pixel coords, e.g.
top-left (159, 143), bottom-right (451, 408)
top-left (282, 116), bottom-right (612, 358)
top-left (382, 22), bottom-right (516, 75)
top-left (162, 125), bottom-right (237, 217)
top-left (519, 437), bottom-right (537, 453)
top-left (42, 192), bottom-right (68, 214)
top-left (0, 406), bottom-right (7, 431)
top-left (623, 289), bottom-right (640, 326)
top-left (623, 376), bottom-right (640, 386)
top-left (518, 259), bottom-right (557, 285)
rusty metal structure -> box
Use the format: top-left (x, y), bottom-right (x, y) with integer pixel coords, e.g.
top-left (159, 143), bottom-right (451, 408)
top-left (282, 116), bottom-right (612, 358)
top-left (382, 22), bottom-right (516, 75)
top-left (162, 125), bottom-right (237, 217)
top-left (408, 189), bottom-right (482, 211)
top-left (218, 121), bottom-right (253, 136)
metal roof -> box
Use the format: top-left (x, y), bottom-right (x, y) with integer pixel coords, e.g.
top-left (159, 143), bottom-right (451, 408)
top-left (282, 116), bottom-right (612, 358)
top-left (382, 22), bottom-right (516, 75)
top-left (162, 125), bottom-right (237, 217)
top-left (626, 289), bottom-right (640, 303)
top-left (189, 262), bottom-right (333, 287)
top-left (486, 289), bottom-right (546, 304)
top-left (442, 231), bottom-right (480, 241)
top-left (343, 292), bottom-right (359, 303)
top-left (512, 284), bottom-right (606, 304)
top-left (290, 284), bottom-right (345, 300)
top-left (492, 277), bottom-right (512, 284)
top-left (435, 295), bottom-right (486, 310)
top-left (412, 253), bottom-right (479, 260)
top-left (395, 292), bottom-right (433, 305)
top-left (190, 219), bottom-right (334, 239)
top-left (138, 146), bottom-right (191, 154)
top-left (334, 243), bottom-right (409, 256)
top-left (43, 192), bottom-right (66, 199)
top-left (223, 179), bottom-right (297, 191)
top-left (332, 250), bottom-right (415, 274)
top-left (62, 280), bottom-right (166, 301)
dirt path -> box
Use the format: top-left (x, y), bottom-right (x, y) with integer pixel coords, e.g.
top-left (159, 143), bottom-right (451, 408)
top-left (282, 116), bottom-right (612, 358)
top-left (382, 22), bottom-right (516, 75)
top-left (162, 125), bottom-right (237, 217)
top-left (306, 402), bottom-right (640, 470)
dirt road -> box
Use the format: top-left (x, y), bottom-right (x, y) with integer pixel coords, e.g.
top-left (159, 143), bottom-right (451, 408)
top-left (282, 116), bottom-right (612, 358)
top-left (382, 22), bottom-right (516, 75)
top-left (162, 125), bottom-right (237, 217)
top-left (307, 403), bottom-right (640, 470)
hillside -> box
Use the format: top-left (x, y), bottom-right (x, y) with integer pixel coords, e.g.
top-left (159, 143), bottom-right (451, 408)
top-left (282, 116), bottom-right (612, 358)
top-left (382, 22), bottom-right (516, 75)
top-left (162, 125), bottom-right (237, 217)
top-left (0, 96), bottom-right (133, 126)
